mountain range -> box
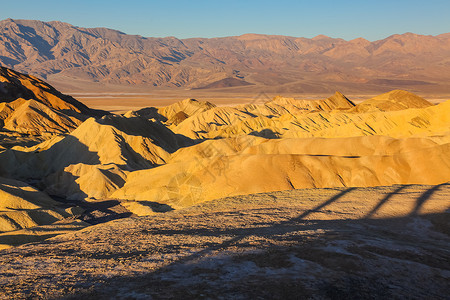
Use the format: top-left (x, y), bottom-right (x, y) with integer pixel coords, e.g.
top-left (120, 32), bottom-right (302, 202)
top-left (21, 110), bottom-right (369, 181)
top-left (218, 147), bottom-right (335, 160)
top-left (1, 19), bottom-right (450, 93)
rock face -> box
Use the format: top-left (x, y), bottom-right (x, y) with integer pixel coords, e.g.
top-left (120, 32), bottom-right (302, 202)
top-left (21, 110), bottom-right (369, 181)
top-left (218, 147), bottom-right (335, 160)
top-left (352, 90), bottom-right (433, 112)
top-left (0, 176), bottom-right (87, 249)
top-left (112, 136), bottom-right (450, 209)
top-left (0, 66), bottom-right (107, 137)
top-left (1, 19), bottom-right (450, 93)
top-left (0, 66), bottom-right (90, 113)
top-left (0, 99), bottom-right (83, 134)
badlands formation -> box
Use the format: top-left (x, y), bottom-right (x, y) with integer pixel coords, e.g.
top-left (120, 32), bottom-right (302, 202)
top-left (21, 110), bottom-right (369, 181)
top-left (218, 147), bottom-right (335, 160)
top-left (0, 66), bottom-right (449, 298)
top-left (0, 65), bottom-right (449, 239)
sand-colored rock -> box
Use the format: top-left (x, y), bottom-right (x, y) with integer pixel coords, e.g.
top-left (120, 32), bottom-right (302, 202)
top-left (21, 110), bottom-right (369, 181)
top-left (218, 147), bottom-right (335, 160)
top-left (0, 66), bottom-right (91, 114)
top-left (0, 66), bottom-right (108, 146)
top-left (157, 98), bottom-right (216, 120)
top-left (173, 106), bottom-right (253, 138)
top-left (112, 138), bottom-right (450, 210)
top-left (179, 98), bottom-right (450, 139)
top-left (1, 89), bottom-right (449, 216)
top-left (268, 91), bottom-right (355, 112)
top-left (0, 113), bottom-right (194, 200)
top-left (236, 91), bottom-right (355, 118)
top-left (351, 90), bottom-right (433, 112)
top-left (43, 163), bottom-right (128, 200)
top-left (1, 98), bottom-right (83, 134)
top-left (0, 115), bottom-right (190, 177)
top-left (0, 177), bottom-right (58, 211)
top-left (0, 177), bottom-right (88, 249)
top-left (110, 91), bottom-right (450, 213)
top-left (169, 135), bottom-right (448, 163)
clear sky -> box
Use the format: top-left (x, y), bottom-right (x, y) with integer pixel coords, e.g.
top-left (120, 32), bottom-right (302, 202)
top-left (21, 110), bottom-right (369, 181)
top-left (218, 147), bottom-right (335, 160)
top-left (2, 0), bottom-right (450, 41)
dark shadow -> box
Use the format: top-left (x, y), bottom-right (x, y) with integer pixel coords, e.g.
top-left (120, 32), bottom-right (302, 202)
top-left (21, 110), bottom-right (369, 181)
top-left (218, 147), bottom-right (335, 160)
top-left (15, 24), bottom-right (55, 60)
top-left (132, 201), bottom-right (174, 213)
top-left (39, 135), bottom-right (101, 172)
top-left (0, 56), bottom-right (20, 66)
top-left (410, 183), bottom-right (448, 216)
top-left (249, 128), bottom-right (280, 139)
top-left (0, 233), bottom-right (67, 247)
top-left (0, 135), bottom-right (101, 202)
top-left (160, 53), bottom-right (186, 63)
top-left (96, 115), bottom-right (195, 154)
top-left (131, 107), bottom-right (168, 123)
top-left (26, 210), bottom-right (62, 224)
top-left (84, 212), bottom-right (133, 225)
top-left (98, 169), bottom-right (126, 188)
top-left (74, 200), bottom-right (134, 225)
top-left (57, 210), bottom-right (449, 299)
top-left (364, 185), bottom-right (411, 219)
top-left (136, 187), bottom-right (357, 262)
top-left (293, 187), bottom-right (356, 221)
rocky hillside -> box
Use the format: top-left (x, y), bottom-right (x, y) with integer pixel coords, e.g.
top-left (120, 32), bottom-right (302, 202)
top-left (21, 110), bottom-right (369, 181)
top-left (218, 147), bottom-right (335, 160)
top-left (1, 87), bottom-right (449, 217)
top-left (1, 19), bottom-right (450, 93)
top-left (0, 66), bottom-right (107, 136)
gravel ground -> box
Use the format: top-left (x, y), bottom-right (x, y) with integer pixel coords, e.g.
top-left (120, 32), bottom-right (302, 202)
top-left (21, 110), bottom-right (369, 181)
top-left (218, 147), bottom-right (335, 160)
top-left (0, 184), bottom-right (449, 299)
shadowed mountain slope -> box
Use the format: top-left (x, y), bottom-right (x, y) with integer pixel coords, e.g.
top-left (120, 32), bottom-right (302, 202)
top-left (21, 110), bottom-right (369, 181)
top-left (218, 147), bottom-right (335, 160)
top-left (0, 66), bottom-right (108, 138)
top-left (0, 66), bottom-right (91, 113)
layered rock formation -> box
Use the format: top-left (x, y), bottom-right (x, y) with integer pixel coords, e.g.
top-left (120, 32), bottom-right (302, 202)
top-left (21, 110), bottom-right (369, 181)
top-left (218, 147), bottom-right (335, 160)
top-left (0, 66), bottom-right (106, 139)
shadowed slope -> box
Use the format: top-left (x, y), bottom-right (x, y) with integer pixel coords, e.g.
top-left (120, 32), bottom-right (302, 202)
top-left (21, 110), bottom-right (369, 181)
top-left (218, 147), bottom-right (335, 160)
top-left (0, 176), bottom-right (87, 249)
top-left (0, 66), bottom-right (109, 143)
top-left (0, 114), bottom-right (194, 200)
top-left (0, 66), bottom-right (91, 114)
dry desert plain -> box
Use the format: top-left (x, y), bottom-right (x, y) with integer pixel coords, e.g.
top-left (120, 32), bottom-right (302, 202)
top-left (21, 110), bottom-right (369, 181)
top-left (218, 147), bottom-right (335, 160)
top-left (0, 66), bottom-right (449, 299)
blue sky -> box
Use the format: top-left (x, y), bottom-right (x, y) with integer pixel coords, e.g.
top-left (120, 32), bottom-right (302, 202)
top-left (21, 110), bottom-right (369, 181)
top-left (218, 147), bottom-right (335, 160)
top-left (2, 0), bottom-right (449, 40)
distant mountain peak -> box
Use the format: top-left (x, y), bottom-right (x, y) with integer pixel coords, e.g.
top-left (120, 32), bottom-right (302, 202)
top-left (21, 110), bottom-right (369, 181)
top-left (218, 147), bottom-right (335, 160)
top-left (0, 19), bottom-right (449, 93)
top-left (312, 34), bottom-right (331, 40)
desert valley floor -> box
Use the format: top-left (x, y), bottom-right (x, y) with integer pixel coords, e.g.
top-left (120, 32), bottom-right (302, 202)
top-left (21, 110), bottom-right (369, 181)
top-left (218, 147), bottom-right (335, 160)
top-left (0, 66), bottom-right (449, 299)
